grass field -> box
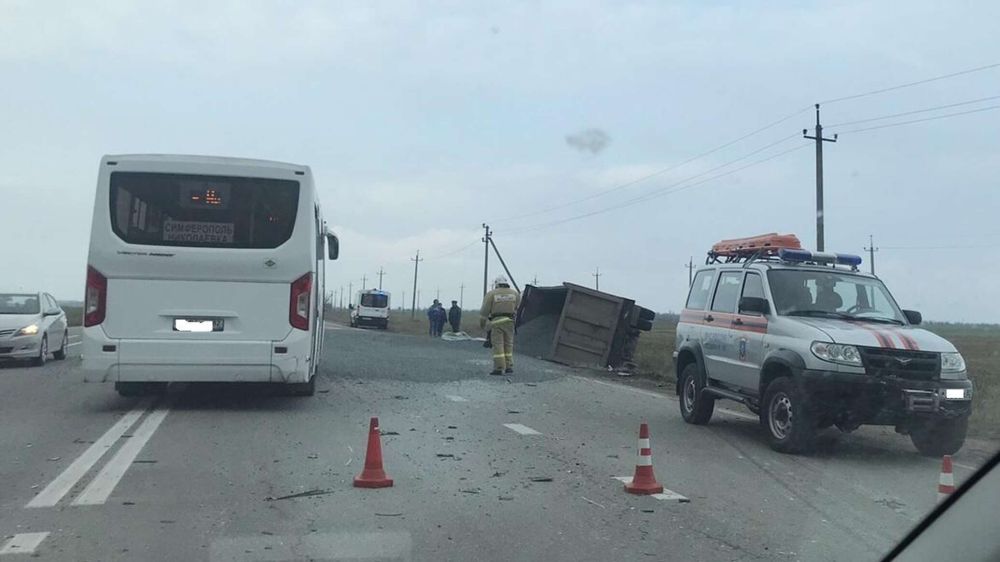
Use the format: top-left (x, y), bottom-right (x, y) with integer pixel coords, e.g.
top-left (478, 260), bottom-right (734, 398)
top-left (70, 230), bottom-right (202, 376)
top-left (634, 319), bottom-right (1000, 438)
top-left (326, 307), bottom-right (488, 338)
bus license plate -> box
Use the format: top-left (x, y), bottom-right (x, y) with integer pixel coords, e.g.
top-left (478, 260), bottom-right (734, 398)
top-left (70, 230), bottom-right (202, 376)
top-left (173, 319), bottom-right (224, 332)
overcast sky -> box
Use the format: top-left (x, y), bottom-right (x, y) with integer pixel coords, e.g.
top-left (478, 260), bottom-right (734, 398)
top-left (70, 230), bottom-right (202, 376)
top-left (3, 1), bottom-right (998, 322)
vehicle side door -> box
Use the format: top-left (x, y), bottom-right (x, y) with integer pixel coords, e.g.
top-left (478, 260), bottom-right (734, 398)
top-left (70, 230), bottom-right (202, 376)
top-left (678, 269), bottom-right (716, 371)
top-left (41, 294), bottom-right (64, 344)
top-left (702, 270), bottom-right (744, 388)
top-left (729, 272), bottom-right (768, 393)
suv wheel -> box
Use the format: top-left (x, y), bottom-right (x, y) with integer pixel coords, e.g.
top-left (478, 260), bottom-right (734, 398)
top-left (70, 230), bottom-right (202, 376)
top-left (679, 363), bottom-right (714, 425)
top-left (910, 416), bottom-right (967, 457)
top-left (762, 377), bottom-right (816, 454)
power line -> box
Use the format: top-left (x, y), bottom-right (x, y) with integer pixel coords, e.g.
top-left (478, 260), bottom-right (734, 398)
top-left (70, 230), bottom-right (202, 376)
top-left (490, 107), bottom-right (812, 224)
top-left (423, 239), bottom-right (479, 261)
top-left (834, 104), bottom-right (1000, 135)
top-left (827, 94), bottom-right (1000, 128)
top-left (506, 142), bottom-right (811, 235)
top-left (819, 62), bottom-right (1000, 105)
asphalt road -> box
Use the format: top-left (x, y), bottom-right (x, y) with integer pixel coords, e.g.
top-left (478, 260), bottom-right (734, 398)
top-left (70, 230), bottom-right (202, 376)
top-left (0, 325), bottom-right (995, 561)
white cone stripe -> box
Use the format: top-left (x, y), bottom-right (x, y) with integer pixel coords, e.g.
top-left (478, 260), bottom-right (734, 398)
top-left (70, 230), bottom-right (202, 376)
top-left (637, 438), bottom-right (650, 448)
top-left (939, 474), bottom-right (955, 486)
top-left (635, 455), bottom-right (652, 466)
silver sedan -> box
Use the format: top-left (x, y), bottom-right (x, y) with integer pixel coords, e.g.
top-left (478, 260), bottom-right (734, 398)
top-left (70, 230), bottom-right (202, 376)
top-left (0, 292), bottom-right (69, 366)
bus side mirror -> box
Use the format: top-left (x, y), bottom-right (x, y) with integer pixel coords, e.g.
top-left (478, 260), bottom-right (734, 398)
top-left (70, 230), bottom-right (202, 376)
top-left (903, 309), bottom-right (922, 325)
top-left (739, 297), bottom-right (770, 315)
top-left (326, 233), bottom-right (339, 260)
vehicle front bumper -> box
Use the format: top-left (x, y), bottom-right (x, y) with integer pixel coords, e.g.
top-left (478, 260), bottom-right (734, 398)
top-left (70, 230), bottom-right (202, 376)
top-left (0, 334), bottom-right (43, 359)
top-left (798, 368), bottom-right (973, 422)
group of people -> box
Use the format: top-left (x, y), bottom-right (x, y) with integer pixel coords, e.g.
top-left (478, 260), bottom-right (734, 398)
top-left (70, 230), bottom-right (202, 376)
top-left (426, 299), bottom-right (463, 337)
top-left (426, 275), bottom-right (521, 376)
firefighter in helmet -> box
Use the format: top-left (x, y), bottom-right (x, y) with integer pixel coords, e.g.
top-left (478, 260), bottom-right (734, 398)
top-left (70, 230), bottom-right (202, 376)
top-left (480, 275), bottom-right (520, 375)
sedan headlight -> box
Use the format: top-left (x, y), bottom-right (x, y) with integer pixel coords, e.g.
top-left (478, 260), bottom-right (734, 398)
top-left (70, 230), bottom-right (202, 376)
top-left (15, 324), bottom-right (39, 336)
top-left (811, 341), bottom-right (862, 367)
top-left (941, 352), bottom-right (966, 373)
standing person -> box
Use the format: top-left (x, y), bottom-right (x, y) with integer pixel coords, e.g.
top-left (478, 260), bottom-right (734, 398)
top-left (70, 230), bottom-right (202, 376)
top-left (427, 299), bottom-right (440, 336)
top-left (479, 275), bottom-right (520, 375)
top-left (448, 300), bottom-right (462, 333)
top-left (433, 302), bottom-right (447, 337)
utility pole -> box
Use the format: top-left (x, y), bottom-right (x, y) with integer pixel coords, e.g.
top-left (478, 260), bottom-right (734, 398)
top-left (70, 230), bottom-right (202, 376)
top-left (593, 267), bottom-right (602, 291)
top-left (482, 223), bottom-right (492, 296)
top-left (361, 275), bottom-right (367, 291)
top-left (436, 287), bottom-right (440, 300)
top-left (487, 236), bottom-right (520, 292)
top-left (338, 286), bottom-right (344, 309)
top-left (376, 267), bottom-right (386, 290)
top-left (401, 291), bottom-right (405, 311)
top-left (348, 282), bottom-right (353, 305)
top-left (864, 234), bottom-right (879, 275)
top-left (685, 257), bottom-right (695, 286)
top-left (803, 103), bottom-right (838, 252)
top-left (532, 275), bottom-right (538, 286)
top-left (410, 250), bottom-right (422, 318)
top-left (459, 284), bottom-right (465, 308)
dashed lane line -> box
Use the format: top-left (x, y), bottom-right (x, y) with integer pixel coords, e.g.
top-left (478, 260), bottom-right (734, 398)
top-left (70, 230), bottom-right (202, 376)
top-left (0, 532), bottom-right (50, 556)
top-left (445, 395), bottom-right (468, 402)
top-left (73, 398), bottom-right (173, 506)
top-left (571, 375), bottom-right (758, 421)
top-left (26, 399), bottom-right (152, 508)
top-left (613, 476), bottom-right (689, 502)
top-left (66, 342), bottom-right (82, 348)
top-left (503, 423), bottom-right (542, 435)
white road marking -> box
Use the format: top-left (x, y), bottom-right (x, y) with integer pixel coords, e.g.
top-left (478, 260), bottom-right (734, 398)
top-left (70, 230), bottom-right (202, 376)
top-left (613, 476), bottom-right (689, 502)
top-left (72, 400), bottom-right (172, 506)
top-left (571, 375), bottom-right (758, 421)
top-left (445, 395), bottom-right (468, 402)
top-left (955, 462), bottom-right (977, 472)
top-left (66, 342), bottom-right (82, 348)
top-left (0, 532), bottom-right (50, 556)
top-left (503, 423), bottom-right (541, 435)
top-left (26, 400), bottom-right (151, 508)
top-left (67, 335), bottom-right (81, 341)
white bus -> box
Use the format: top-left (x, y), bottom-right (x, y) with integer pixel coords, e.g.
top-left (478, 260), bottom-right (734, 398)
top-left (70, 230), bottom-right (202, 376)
top-left (82, 154), bottom-right (339, 397)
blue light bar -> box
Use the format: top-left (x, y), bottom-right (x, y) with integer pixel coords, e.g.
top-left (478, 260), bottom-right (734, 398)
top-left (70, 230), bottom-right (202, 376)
top-left (778, 248), bottom-right (863, 268)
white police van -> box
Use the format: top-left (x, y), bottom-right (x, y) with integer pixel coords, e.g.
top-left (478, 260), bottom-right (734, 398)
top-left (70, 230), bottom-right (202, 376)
top-left (82, 155), bottom-right (339, 397)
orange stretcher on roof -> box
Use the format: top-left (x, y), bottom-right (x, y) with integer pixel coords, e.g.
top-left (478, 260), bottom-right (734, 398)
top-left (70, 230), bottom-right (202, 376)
top-left (710, 233), bottom-right (802, 256)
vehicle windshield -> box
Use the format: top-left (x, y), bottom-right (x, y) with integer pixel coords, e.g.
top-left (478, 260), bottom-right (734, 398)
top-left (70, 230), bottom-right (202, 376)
top-left (768, 269), bottom-right (906, 323)
top-left (0, 294), bottom-right (40, 314)
top-left (360, 294), bottom-right (388, 308)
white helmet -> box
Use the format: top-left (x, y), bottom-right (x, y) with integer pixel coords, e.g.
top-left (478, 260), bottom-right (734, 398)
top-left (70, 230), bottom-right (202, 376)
top-left (494, 275), bottom-right (509, 287)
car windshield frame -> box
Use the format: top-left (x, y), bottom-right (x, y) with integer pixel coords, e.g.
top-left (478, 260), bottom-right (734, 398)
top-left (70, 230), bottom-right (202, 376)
top-left (766, 268), bottom-right (907, 323)
top-left (0, 293), bottom-right (41, 315)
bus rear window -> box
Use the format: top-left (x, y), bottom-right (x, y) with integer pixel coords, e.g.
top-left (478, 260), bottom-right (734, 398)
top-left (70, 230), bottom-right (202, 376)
top-left (109, 172), bottom-right (299, 249)
top-left (361, 294), bottom-right (388, 308)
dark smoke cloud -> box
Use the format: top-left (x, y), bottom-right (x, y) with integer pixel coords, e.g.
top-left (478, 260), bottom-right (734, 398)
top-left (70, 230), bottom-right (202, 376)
top-left (565, 128), bottom-right (611, 154)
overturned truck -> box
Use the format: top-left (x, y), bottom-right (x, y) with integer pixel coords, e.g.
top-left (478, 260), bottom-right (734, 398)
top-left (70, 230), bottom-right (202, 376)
top-left (515, 283), bottom-right (655, 370)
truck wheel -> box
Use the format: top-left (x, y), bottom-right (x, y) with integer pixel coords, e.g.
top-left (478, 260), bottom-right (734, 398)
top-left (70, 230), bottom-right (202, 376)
top-left (762, 377), bottom-right (816, 454)
top-left (910, 416), bottom-right (968, 457)
top-left (287, 374), bottom-right (316, 397)
top-left (679, 363), bottom-right (714, 425)
top-left (115, 382), bottom-right (168, 397)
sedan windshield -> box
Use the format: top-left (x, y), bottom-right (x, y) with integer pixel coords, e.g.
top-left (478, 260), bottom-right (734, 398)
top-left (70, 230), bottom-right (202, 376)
top-left (767, 270), bottom-right (905, 323)
top-left (0, 294), bottom-right (40, 314)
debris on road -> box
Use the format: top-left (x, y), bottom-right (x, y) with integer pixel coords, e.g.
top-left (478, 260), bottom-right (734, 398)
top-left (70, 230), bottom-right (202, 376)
top-left (375, 512), bottom-right (403, 517)
top-left (460, 488), bottom-right (482, 494)
top-left (498, 495), bottom-right (514, 501)
top-left (46, 456), bottom-right (61, 461)
top-left (265, 489), bottom-right (335, 501)
top-left (307, 454), bottom-right (319, 459)
top-left (524, 383), bottom-right (537, 387)
top-left (581, 496), bottom-right (606, 509)
top-left (133, 460), bottom-right (157, 464)
top-left (447, 425), bottom-right (458, 429)
top-left (491, 471), bottom-right (506, 477)
top-left (381, 430), bottom-right (400, 436)
top-left (436, 453), bottom-right (455, 458)
top-left (529, 477), bottom-right (553, 482)
top-left (392, 395), bottom-right (408, 400)
top-left (506, 410), bottom-right (522, 414)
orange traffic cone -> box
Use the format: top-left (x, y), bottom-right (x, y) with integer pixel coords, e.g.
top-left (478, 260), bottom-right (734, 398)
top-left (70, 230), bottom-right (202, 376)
top-left (937, 455), bottom-right (955, 503)
top-left (354, 417), bottom-right (393, 488)
top-left (624, 422), bottom-right (664, 495)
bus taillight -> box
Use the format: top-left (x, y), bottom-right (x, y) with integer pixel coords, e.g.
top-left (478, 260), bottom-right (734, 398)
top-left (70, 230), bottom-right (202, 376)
top-left (289, 272), bottom-right (312, 330)
top-left (84, 266), bottom-right (108, 327)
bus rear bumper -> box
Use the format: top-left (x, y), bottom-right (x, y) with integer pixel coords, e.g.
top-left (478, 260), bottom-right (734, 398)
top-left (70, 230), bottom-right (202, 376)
top-left (82, 327), bottom-right (312, 384)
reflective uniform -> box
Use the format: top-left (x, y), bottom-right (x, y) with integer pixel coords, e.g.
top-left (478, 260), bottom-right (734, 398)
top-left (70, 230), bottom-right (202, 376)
top-left (479, 285), bottom-right (520, 372)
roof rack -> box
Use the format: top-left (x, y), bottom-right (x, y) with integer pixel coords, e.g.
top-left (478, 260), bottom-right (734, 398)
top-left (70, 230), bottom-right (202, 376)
top-left (706, 233), bottom-right (802, 264)
top-left (706, 233), bottom-right (863, 271)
